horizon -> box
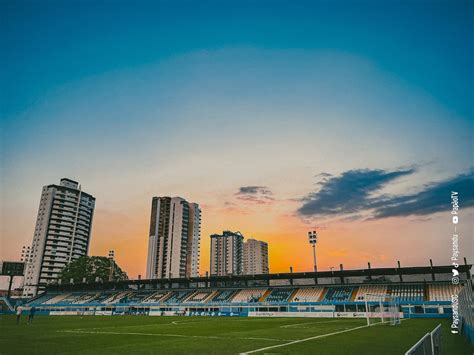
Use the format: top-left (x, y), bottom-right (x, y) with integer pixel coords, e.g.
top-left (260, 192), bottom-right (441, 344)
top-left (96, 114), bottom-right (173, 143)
top-left (1, 0), bottom-right (473, 283)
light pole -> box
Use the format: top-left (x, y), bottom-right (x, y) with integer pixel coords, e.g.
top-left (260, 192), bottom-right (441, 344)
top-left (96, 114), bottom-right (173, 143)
top-left (330, 266), bottom-right (335, 284)
top-left (308, 231), bottom-right (318, 273)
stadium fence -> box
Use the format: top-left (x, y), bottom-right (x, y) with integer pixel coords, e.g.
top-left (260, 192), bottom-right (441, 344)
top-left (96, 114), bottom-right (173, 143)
top-left (405, 324), bottom-right (442, 355)
top-left (458, 279), bottom-right (473, 343)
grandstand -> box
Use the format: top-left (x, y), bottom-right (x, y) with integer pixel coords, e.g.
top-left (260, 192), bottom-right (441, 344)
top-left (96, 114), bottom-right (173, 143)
top-left (16, 263), bottom-right (470, 323)
top-left (2, 263), bottom-right (471, 354)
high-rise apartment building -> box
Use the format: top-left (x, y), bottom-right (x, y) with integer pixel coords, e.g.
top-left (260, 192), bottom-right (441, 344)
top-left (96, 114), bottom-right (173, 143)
top-left (23, 178), bottom-right (95, 297)
top-left (210, 231), bottom-right (244, 276)
top-left (243, 239), bottom-right (269, 275)
top-left (146, 197), bottom-right (201, 279)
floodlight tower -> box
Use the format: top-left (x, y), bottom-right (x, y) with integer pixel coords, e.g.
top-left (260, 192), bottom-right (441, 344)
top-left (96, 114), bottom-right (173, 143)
top-left (308, 230), bottom-right (318, 273)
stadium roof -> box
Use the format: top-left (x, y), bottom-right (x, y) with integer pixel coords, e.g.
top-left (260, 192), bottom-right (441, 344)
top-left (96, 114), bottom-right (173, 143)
top-left (46, 263), bottom-right (472, 292)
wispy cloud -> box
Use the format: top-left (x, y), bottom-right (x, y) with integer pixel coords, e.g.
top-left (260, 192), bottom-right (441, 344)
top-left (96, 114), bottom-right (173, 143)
top-left (297, 168), bottom-right (474, 220)
top-left (236, 185), bottom-right (274, 204)
top-left (238, 186), bottom-right (273, 195)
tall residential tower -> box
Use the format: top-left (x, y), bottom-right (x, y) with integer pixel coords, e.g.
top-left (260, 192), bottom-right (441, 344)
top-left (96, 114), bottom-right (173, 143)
top-left (210, 231), bottom-right (244, 276)
top-left (23, 179), bottom-right (95, 296)
top-left (146, 197), bottom-right (201, 279)
top-left (243, 239), bottom-right (269, 275)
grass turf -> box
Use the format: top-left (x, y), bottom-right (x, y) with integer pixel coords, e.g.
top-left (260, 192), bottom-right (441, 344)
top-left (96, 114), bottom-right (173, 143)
top-left (0, 315), bottom-right (472, 354)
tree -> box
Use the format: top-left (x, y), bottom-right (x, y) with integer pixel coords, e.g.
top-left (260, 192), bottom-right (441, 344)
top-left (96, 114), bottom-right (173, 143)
top-left (59, 256), bottom-right (128, 284)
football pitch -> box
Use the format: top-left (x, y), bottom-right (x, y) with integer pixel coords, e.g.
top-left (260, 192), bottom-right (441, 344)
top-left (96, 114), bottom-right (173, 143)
top-left (0, 315), bottom-right (472, 354)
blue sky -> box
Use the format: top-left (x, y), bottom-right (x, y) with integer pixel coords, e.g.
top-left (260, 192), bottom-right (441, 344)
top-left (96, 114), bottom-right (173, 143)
top-left (1, 0), bottom-right (472, 276)
top-left (2, 0), bottom-right (472, 117)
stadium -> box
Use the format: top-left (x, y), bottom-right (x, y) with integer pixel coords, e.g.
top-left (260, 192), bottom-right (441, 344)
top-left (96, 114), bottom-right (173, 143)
top-left (1, 262), bottom-right (473, 354)
top-left (2, 1), bottom-right (473, 354)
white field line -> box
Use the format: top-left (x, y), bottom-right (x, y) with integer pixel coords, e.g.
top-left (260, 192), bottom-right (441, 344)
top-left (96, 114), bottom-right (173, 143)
top-left (240, 322), bottom-right (383, 354)
top-left (241, 318), bottom-right (410, 354)
top-left (58, 330), bottom-right (292, 342)
top-left (171, 320), bottom-right (208, 325)
top-left (68, 317), bottom-right (280, 331)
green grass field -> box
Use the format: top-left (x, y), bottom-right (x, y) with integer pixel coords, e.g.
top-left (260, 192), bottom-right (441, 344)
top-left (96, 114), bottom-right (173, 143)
top-left (0, 315), bottom-right (472, 354)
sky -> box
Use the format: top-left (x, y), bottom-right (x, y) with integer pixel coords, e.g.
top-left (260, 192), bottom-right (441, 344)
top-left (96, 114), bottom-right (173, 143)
top-left (1, 0), bottom-right (473, 281)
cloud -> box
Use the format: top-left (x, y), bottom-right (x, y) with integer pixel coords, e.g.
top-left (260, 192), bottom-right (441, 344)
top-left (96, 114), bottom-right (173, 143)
top-left (236, 185), bottom-right (274, 204)
top-left (298, 168), bottom-right (415, 217)
top-left (297, 168), bottom-right (474, 220)
top-left (372, 169), bottom-right (474, 218)
top-left (237, 186), bottom-right (273, 195)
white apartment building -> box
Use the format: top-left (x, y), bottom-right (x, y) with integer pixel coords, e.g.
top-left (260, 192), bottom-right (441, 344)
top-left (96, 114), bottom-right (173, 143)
top-left (146, 197), bottom-right (201, 279)
top-left (23, 178), bottom-right (95, 297)
top-left (210, 231), bottom-right (244, 276)
top-left (243, 239), bottom-right (269, 275)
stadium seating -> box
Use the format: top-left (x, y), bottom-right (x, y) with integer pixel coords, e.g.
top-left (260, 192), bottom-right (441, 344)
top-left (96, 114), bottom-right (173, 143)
top-left (354, 285), bottom-right (388, 301)
top-left (184, 291), bottom-right (215, 303)
top-left (29, 293), bottom-right (58, 305)
top-left (44, 293), bottom-right (72, 304)
top-left (125, 290), bottom-right (152, 303)
top-left (56, 293), bottom-right (84, 304)
top-left (93, 292), bottom-right (124, 304)
top-left (231, 289), bottom-right (266, 303)
top-left (72, 293), bottom-right (99, 304)
top-left (25, 281), bottom-right (463, 310)
top-left (164, 291), bottom-right (193, 304)
top-left (141, 291), bottom-right (170, 304)
top-left (389, 285), bottom-right (424, 302)
top-left (102, 291), bottom-right (134, 304)
top-left (428, 284), bottom-right (462, 301)
top-left (209, 289), bottom-right (238, 303)
top-left (264, 288), bottom-right (294, 303)
top-left (323, 286), bottom-right (354, 302)
top-left (291, 287), bottom-right (324, 302)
